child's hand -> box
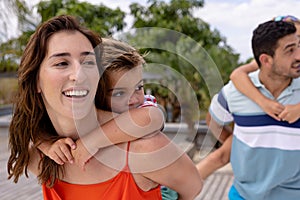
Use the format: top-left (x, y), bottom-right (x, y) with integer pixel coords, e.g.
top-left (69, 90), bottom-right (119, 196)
top-left (43, 138), bottom-right (76, 165)
top-left (72, 139), bottom-right (97, 170)
top-left (258, 98), bottom-right (284, 121)
top-left (278, 104), bottom-right (300, 124)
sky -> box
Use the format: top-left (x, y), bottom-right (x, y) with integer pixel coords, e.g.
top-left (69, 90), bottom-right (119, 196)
top-left (20, 0), bottom-right (300, 61)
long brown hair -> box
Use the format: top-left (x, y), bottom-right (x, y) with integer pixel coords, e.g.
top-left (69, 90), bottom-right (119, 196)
top-left (7, 15), bottom-right (101, 187)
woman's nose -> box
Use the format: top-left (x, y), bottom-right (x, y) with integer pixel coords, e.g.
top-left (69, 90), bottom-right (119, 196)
top-left (69, 62), bottom-right (86, 82)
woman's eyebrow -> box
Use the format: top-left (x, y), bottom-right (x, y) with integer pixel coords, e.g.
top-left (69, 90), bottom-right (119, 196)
top-left (49, 51), bottom-right (95, 59)
top-left (49, 52), bottom-right (70, 59)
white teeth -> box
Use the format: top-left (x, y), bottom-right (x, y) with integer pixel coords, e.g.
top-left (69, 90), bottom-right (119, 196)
top-left (64, 90), bottom-right (88, 97)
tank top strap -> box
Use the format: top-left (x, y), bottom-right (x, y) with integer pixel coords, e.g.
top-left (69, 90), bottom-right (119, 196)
top-left (123, 142), bottom-right (131, 171)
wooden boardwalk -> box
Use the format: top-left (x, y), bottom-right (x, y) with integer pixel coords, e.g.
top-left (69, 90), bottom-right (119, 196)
top-left (0, 125), bottom-right (233, 200)
top-left (197, 170), bottom-right (233, 200)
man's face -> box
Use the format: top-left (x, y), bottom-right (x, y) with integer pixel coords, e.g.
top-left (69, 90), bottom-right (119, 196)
top-left (272, 33), bottom-right (300, 78)
top-left (294, 23), bottom-right (300, 37)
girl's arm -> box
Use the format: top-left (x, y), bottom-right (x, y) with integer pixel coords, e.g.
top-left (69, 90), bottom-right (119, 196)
top-left (230, 60), bottom-right (284, 120)
top-left (38, 105), bottom-right (164, 166)
top-left (73, 106), bottom-right (164, 166)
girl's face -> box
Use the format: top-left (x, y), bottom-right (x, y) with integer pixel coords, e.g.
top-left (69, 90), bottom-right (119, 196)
top-left (106, 66), bottom-right (145, 113)
top-left (37, 30), bottom-right (99, 121)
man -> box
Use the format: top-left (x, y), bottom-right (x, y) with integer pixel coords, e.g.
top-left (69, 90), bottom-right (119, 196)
top-left (209, 20), bottom-right (300, 200)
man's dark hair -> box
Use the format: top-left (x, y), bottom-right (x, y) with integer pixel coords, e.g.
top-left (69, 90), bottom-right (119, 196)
top-left (252, 20), bottom-right (296, 67)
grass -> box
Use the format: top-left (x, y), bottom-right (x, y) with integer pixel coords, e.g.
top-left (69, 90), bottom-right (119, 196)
top-left (0, 77), bottom-right (17, 106)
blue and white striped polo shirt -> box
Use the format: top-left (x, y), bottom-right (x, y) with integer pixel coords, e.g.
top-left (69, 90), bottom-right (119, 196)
top-left (209, 70), bottom-right (300, 200)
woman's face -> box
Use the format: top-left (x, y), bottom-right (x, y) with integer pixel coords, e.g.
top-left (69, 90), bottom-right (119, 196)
top-left (37, 30), bottom-right (100, 120)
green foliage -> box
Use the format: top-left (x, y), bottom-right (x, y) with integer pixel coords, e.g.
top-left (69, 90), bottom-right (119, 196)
top-left (0, 0), bottom-right (242, 117)
top-left (37, 0), bottom-right (125, 36)
top-left (0, 29), bottom-right (34, 72)
top-left (0, 0), bottom-right (125, 73)
top-left (0, 78), bottom-right (18, 105)
top-left (126, 0), bottom-right (241, 119)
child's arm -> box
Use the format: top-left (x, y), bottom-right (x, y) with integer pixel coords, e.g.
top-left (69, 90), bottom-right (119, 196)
top-left (73, 106), bottom-right (164, 167)
top-left (37, 138), bottom-right (76, 165)
top-left (230, 60), bottom-right (284, 120)
top-left (37, 96), bottom-right (163, 166)
top-left (278, 104), bottom-right (300, 123)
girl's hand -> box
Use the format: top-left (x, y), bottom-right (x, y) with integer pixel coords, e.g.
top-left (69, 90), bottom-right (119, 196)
top-left (258, 98), bottom-right (284, 121)
top-left (278, 104), bottom-right (300, 124)
top-left (40, 138), bottom-right (76, 165)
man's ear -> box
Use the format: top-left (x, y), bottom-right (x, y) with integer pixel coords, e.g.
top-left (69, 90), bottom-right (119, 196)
top-left (259, 53), bottom-right (273, 68)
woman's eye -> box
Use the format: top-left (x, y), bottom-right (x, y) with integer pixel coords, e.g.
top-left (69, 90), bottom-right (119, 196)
top-left (54, 62), bottom-right (68, 67)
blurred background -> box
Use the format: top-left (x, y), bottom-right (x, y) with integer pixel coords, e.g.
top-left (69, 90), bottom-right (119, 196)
top-left (3, 1), bottom-right (296, 198)
top-left (0, 0), bottom-right (245, 125)
top-left (1, 0), bottom-right (300, 123)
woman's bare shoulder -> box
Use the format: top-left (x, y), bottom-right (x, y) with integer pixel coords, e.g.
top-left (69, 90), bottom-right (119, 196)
top-left (28, 145), bottom-right (42, 176)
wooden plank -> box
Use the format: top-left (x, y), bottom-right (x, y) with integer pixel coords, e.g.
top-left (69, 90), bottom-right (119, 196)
top-left (196, 172), bottom-right (233, 200)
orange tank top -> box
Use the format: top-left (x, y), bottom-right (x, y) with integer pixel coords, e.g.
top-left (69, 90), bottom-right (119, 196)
top-left (42, 142), bottom-right (162, 200)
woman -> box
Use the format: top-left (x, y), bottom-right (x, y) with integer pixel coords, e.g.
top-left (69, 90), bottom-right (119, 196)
top-left (7, 15), bottom-right (202, 199)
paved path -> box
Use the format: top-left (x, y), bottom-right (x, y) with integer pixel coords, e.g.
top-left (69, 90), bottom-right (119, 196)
top-left (0, 131), bottom-right (42, 200)
top-left (0, 115), bottom-right (233, 200)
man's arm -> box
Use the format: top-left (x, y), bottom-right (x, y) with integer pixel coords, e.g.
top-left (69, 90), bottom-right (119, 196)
top-left (206, 112), bottom-right (232, 143)
top-left (196, 136), bottom-right (232, 180)
top-left (196, 113), bottom-right (233, 180)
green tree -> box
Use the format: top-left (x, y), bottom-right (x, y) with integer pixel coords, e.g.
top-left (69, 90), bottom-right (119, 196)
top-left (127, 0), bottom-right (241, 123)
top-left (0, 0), bottom-right (126, 72)
top-left (0, 0), bottom-right (37, 72)
top-left (0, 0), bottom-right (35, 41)
top-left (37, 0), bottom-right (125, 36)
